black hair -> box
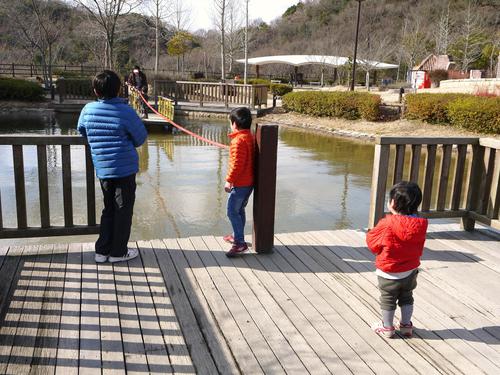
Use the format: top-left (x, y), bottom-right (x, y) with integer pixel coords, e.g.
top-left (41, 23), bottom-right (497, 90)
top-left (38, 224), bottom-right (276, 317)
top-left (133, 65), bottom-right (140, 70)
top-left (92, 70), bottom-right (121, 99)
top-left (229, 107), bottom-right (252, 129)
top-left (389, 181), bottom-right (423, 215)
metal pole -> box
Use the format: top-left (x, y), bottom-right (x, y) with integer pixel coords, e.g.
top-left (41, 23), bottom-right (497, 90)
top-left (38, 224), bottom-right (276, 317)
top-left (350, 0), bottom-right (362, 91)
top-left (244, 0), bottom-right (249, 84)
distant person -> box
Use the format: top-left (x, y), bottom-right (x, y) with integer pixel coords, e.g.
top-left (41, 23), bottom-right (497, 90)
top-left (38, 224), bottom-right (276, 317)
top-left (223, 107), bottom-right (255, 257)
top-left (127, 65), bottom-right (149, 119)
top-left (78, 70), bottom-right (147, 263)
top-left (366, 181), bottom-right (428, 338)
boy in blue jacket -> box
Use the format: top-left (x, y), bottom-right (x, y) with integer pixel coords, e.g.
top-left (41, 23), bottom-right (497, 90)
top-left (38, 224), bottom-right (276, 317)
top-left (78, 70), bottom-right (147, 263)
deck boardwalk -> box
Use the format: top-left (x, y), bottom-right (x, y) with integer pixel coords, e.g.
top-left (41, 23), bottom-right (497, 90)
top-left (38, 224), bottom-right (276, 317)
top-left (0, 223), bottom-right (499, 374)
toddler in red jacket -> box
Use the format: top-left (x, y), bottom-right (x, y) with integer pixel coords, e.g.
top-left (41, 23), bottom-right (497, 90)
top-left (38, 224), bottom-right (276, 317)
top-left (366, 181), bottom-right (428, 338)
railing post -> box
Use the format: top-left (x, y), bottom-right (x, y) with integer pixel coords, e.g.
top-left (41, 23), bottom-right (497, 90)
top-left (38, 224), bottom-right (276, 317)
top-left (58, 78), bottom-right (65, 103)
top-left (462, 144), bottom-right (485, 231)
top-left (224, 83), bottom-right (229, 108)
top-left (368, 142), bottom-right (390, 228)
top-left (199, 82), bottom-right (204, 107)
top-left (253, 124), bottom-right (278, 253)
top-left (12, 63), bottom-right (15, 77)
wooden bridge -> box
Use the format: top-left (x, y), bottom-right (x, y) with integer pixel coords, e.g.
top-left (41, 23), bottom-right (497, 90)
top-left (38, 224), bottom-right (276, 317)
top-left (0, 135), bottom-right (499, 373)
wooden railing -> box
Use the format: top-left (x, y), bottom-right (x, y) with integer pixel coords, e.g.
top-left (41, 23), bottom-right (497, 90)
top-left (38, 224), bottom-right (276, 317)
top-left (369, 136), bottom-right (500, 231)
top-left (0, 135), bottom-right (99, 238)
top-left (128, 88), bottom-right (145, 117)
top-left (57, 78), bottom-right (95, 103)
top-left (154, 80), bottom-right (268, 109)
top-left (0, 63), bottom-right (100, 78)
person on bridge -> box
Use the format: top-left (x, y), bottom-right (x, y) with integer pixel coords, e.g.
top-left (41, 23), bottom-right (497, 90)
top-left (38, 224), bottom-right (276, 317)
top-left (127, 65), bottom-right (149, 119)
top-left (366, 181), bottom-right (428, 339)
top-left (78, 70), bottom-right (147, 264)
top-left (223, 107), bottom-right (255, 257)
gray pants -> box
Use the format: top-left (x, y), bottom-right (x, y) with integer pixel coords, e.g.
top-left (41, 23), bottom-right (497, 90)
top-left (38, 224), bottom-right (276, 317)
top-left (378, 270), bottom-right (418, 311)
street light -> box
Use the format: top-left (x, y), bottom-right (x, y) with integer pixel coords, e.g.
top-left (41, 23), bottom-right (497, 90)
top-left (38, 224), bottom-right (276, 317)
top-left (350, 0), bottom-right (364, 91)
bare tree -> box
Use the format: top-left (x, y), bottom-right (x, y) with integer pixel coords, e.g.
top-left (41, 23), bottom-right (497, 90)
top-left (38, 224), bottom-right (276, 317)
top-left (401, 15), bottom-right (429, 81)
top-left (451, 0), bottom-right (485, 72)
top-left (226, 0), bottom-right (243, 74)
top-left (1, 0), bottom-right (65, 88)
top-left (213, 0), bottom-right (227, 80)
top-left (74, 0), bottom-right (142, 69)
top-left (243, 0), bottom-right (249, 84)
top-left (143, 0), bottom-right (172, 75)
top-left (436, 2), bottom-right (451, 55)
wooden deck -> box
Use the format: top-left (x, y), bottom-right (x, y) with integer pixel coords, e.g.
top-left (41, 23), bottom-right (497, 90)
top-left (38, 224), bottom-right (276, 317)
top-left (0, 223), bottom-right (499, 374)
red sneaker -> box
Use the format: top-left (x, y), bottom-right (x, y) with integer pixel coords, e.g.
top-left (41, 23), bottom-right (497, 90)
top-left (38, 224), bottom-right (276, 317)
top-left (225, 243), bottom-right (249, 257)
top-left (398, 322), bottom-right (413, 337)
top-left (223, 234), bottom-right (235, 244)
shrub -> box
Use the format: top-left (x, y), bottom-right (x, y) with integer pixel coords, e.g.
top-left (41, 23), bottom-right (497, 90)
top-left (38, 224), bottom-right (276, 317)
top-left (270, 83), bottom-right (293, 97)
top-left (447, 96), bottom-right (500, 134)
top-left (0, 77), bottom-right (44, 101)
top-left (282, 91), bottom-right (381, 121)
top-left (53, 69), bottom-right (92, 78)
top-left (405, 93), bottom-right (470, 123)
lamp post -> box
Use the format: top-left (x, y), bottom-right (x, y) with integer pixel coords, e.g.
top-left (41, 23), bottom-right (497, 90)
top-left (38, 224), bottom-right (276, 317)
top-left (350, 0), bottom-right (363, 91)
top-left (244, 0), bottom-right (249, 84)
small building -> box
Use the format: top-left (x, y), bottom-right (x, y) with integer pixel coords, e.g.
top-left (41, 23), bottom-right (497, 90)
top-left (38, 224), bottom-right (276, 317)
top-left (410, 54), bottom-right (460, 89)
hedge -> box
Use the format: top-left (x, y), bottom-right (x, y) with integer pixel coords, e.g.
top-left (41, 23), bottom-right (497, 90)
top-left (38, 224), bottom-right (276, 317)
top-left (270, 83), bottom-right (293, 97)
top-left (405, 93), bottom-right (500, 134)
top-left (447, 97), bottom-right (500, 134)
top-left (282, 91), bottom-right (381, 121)
top-left (0, 78), bottom-right (45, 101)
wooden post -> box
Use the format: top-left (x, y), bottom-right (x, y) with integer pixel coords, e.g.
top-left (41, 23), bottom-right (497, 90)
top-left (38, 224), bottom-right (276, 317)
top-left (224, 83), bottom-right (229, 108)
top-left (12, 63), bottom-right (15, 77)
top-left (199, 82), bottom-right (204, 107)
top-left (368, 143), bottom-right (390, 228)
top-left (462, 144), bottom-right (485, 231)
top-left (253, 124), bottom-right (278, 253)
top-left (58, 78), bottom-right (65, 103)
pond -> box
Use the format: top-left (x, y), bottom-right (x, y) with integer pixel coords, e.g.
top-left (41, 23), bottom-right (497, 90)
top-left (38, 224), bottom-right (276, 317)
top-left (0, 111), bottom-right (375, 245)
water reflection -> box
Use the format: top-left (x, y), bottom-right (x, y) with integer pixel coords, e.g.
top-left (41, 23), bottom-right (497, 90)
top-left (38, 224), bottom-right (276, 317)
top-left (0, 112), bottom-right (377, 245)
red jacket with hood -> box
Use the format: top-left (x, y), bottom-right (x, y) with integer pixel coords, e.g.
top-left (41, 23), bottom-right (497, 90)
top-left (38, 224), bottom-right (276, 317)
top-left (366, 214), bottom-right (428, 273)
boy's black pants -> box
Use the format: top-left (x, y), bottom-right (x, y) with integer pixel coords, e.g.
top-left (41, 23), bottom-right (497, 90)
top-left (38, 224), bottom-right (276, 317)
top-left (95, 174), bottom-right (136, 257)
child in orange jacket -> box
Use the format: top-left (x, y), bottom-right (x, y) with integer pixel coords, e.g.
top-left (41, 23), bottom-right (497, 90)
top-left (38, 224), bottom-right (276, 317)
top-left (223, 107), bottom-right (254, 257)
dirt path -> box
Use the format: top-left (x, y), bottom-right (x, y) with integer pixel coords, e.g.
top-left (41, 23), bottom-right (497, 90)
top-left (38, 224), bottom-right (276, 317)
top-left (260, 111), bottom-right (500, 140)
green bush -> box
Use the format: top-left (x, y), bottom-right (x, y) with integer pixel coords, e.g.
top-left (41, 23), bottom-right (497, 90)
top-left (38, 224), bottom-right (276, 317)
top-left (405, 93), bottom-right (470, 123)
top-left (282, 91), bottom-right (381, 121)
top-left (447, 96), bottom-right (500, 134)
top-left (270, 83), bottom-right (293, 97)
top-left (0, 78), bottom-right (44, 101)
top-left (53, 69), bottom-right (92, 78)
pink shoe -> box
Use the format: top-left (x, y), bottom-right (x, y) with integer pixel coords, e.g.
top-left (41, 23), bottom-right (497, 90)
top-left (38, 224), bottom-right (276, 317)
top-left (225, 243), bottom-right (249, 257)
top-left (223, 234), bottom-right (235, 244)
top-left (398, 322), bottom-right (413, 337)
top-left (371, 321), bottom-right (395, 338)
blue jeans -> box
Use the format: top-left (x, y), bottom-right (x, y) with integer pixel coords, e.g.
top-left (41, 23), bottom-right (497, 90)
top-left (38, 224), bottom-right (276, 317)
top-left (227, 186), bottom-right (253, 244)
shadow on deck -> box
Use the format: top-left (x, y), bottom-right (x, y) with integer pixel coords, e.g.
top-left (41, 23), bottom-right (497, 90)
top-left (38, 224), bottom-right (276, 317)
top-left (0, 223), bottom-right (499, 374)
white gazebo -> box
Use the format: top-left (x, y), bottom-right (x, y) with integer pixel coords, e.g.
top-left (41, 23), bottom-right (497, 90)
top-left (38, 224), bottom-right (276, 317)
top-left (236, 55), bottom-right (398, 86)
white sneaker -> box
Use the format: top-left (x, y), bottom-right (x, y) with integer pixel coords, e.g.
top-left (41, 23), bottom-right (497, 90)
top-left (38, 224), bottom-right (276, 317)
top-left (108, 248), bottom-right (139, 263)
top-left (95, 253), bottom-right (108, 263)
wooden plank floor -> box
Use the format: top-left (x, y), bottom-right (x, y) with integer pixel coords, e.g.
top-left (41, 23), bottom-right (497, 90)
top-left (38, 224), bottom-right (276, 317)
top-left (0, 223), bottom-right (499, 374)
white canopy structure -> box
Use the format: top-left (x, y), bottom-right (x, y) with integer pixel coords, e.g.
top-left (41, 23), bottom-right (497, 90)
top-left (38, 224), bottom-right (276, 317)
top-left (236, 55), bottom-right (398, 87)
top-left (236, 55), bottom-right (398, 70)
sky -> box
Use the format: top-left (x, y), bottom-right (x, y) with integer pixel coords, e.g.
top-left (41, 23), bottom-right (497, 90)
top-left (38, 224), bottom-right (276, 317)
top-left (190, 0), bottom-right (299, 31)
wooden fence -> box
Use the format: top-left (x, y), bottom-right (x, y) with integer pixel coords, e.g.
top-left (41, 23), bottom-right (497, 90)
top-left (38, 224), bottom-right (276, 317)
top-left (56, 78), bottom-right (95, 103)
top-left (0, 63), bottom-right (100, 78)
top-left (369, 136), bottom-right (500, 231)
top-left (0, 136), bottom-right (99, 238)
top-left (154, 81), bottom-right (268, 109)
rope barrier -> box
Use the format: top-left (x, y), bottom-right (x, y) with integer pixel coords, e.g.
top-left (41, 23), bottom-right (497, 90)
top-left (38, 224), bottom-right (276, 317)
top-left (133, 88), bottom-right (229, 149)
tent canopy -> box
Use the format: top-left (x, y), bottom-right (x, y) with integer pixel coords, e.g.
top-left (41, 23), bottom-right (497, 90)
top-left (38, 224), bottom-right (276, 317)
top-left (236, 55), bottom-right (398, 70)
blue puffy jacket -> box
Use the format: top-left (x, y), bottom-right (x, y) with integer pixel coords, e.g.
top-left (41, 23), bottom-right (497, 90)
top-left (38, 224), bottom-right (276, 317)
top-left (77, 97), bottom-right (148, 179)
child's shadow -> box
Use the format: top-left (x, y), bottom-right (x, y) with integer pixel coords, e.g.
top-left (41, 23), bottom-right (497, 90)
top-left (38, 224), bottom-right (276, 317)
top-left (412, 326), bottom-right (500, 344)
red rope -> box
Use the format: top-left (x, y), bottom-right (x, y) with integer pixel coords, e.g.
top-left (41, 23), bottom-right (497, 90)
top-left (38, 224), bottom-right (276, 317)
top-left (134, 89), bottom-right (229, 149)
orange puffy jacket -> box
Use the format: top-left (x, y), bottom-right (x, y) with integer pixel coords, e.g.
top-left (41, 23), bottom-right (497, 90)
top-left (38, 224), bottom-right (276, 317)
top-left (366, 214), bottom-right (428, 273)
top-left (226, 129), bottom-right (254, 187)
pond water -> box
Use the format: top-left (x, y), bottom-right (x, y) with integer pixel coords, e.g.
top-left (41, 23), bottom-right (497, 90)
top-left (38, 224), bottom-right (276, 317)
top-left (0, 111), bottom-right (375, 244)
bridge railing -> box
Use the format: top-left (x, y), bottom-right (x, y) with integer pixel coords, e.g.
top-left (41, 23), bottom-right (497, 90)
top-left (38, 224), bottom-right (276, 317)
top-left (0, 135), bottom-right (99, 239)
top-left (57, 78), bottom-right (95, 103)
top-left (154, 80), bottom-right (268, 109)
top-left (369, 136), bottom-right (500, 231)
